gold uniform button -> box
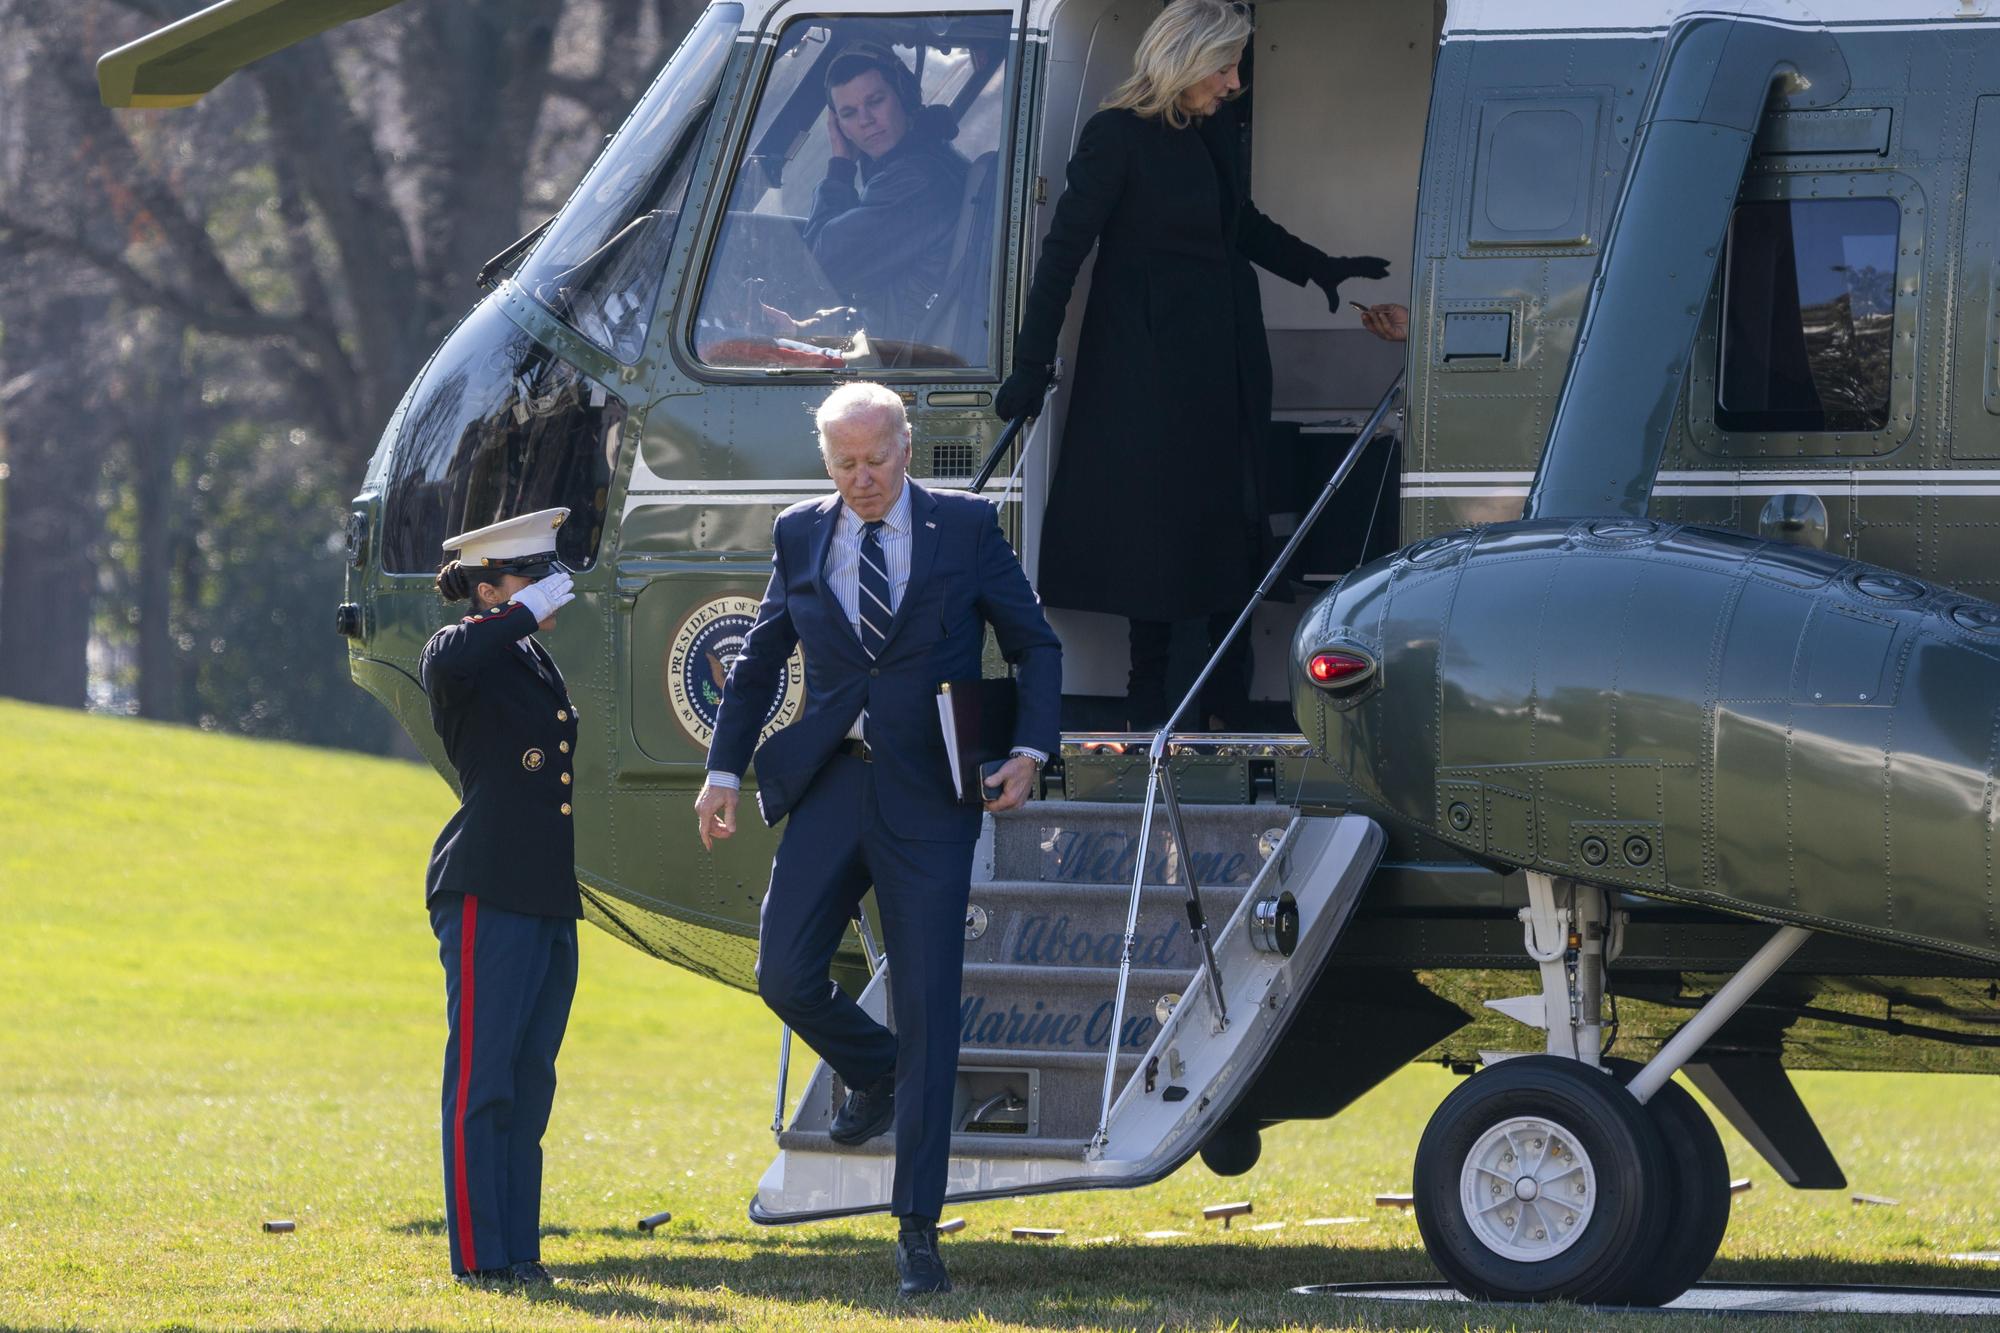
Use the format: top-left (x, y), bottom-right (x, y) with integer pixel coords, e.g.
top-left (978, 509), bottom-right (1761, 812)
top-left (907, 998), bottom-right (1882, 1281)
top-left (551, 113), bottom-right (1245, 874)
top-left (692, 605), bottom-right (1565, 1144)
top-left (557, 710), bottom-right (568, 722)
top-left (560, 802), bottom-right (572, 816)
top-left (558, 741), bottom-right (570, 754)
top-left (560, 772), bottom-right (572, 785)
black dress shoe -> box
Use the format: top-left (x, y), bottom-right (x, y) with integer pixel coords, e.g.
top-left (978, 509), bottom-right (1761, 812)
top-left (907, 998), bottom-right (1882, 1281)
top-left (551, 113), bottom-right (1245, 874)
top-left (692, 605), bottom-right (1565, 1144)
top-left (829, 1074), bottom-right (895, 1145)
top-left (895, 1226), bottom-right (952, 1296)
top-left (454, 1268), bottom-right (516, 1287)
top-left (509, 1261), bottom-right (554, 1286)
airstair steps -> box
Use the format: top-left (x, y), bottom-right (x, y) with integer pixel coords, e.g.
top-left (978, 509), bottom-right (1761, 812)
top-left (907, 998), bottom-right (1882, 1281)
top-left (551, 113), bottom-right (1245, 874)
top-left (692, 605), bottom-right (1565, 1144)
top-left (986, 799), bottom-right (1292, 886)
top-left (755, 808), bottom-right (1385, 1222)
top-left (775, 1129), bottom-right (1096, 1161)
top-left (962, 881), bottom-right (1251, 969)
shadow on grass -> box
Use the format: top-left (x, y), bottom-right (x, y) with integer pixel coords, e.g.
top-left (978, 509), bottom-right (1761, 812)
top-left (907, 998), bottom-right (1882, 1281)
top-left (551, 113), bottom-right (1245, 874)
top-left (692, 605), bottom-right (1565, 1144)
top-left (539, 1239), bottom-right (2000, 1329)
top-left (390, 1217), bottom-right (888, 1250)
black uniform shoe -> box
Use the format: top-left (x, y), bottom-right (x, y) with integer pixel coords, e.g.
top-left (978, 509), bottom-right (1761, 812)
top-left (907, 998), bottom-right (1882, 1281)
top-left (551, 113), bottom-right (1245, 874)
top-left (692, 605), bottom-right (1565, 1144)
top-left (510, 1261), bottom-right (555, 1286)
top-left (895, 1225), bottom-right (952, 1296)
top-left (454, 1268), bottom-right (516, 1287)
top-left (829, 1074), bottom-right (895, 1145)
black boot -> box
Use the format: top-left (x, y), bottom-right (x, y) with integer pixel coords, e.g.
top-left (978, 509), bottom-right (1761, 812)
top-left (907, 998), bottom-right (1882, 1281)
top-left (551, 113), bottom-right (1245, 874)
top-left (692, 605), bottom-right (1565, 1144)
top-left (829, 1072), bottom-right (895, 1145)
top-left (1197, 609), bottom-right (1252, 731)
top-left (1126, 619), bottom-right (1172, 731)
top-left (895, 1222), bottom-right (952, 1296)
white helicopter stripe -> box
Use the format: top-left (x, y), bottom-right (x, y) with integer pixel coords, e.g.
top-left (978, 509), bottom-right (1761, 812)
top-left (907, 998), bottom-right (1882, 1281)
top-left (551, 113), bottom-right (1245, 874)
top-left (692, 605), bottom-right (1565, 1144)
top-left (1405, 485), bottom-right (2000, 499)
top-left (1407, 469), bottom-right (2000, 483)
top-left (1441, 0), bottom-right (2000, 41)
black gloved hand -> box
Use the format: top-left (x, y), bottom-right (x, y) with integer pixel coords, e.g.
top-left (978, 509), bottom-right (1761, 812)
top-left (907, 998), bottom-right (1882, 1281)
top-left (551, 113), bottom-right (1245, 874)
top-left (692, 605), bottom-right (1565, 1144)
top-left (1309, 254), bottom-right (1391, 313)
top-left (995, 360), bottom-right (1054, 422)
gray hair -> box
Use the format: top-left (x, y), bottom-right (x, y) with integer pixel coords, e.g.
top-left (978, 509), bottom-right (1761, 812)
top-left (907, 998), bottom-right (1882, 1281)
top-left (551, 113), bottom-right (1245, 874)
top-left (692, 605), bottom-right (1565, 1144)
top-left (1103, 0), bottom-right (1252, 130)
top-left (815, 381), bottom-right (910, 461)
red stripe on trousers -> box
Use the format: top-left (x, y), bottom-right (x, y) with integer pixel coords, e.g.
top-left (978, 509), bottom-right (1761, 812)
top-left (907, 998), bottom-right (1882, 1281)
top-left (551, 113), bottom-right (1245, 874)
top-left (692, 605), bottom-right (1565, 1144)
top-left (453, 895), bottom-right (480, 1271)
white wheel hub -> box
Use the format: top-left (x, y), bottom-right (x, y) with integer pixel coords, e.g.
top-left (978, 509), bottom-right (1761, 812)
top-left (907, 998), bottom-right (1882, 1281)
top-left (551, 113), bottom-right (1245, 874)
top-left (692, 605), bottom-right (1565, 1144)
top-left (1458, 1115), bottom-right (1597, 1262)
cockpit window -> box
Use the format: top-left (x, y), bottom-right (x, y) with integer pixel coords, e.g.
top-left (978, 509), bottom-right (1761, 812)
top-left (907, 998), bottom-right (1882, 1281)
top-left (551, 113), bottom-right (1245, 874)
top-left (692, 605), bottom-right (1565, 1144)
top-left (381, 301), bottom-right (623, 574)
top-left (1717, 198), bottom-right (1898, 433)
top-left (691, 13), bottom-right (1013, 374)
top-left (517, 2), bottom-right (743, 363)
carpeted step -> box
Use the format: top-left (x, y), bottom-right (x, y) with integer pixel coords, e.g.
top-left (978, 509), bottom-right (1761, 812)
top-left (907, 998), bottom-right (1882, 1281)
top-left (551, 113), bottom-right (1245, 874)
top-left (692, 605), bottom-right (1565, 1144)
top-left (774, 1128), bottom-right (1096, 1160)
top-left (962, 880), bottom-right (1250, 969)
top-left (987, 799), bottom-right (1293, 885)
top-left (957, 962), bottom-right (1194, 1059)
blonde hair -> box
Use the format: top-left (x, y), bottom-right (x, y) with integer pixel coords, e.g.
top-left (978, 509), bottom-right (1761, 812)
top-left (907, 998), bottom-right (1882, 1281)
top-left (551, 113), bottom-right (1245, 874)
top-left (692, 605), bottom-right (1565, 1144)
top-left (1103, 0), bottom-right (1252, 130)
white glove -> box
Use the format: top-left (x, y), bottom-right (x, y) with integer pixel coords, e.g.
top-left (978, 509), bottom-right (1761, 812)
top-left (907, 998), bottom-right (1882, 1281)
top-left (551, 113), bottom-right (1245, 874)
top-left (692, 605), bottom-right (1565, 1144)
top-left (511, 570), bottom-right (575, 621)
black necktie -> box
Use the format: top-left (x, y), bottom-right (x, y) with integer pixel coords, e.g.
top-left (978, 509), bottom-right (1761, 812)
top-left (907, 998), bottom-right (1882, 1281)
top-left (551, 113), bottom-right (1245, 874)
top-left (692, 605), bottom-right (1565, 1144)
top-left (858, 520), bottom-right (891, 658)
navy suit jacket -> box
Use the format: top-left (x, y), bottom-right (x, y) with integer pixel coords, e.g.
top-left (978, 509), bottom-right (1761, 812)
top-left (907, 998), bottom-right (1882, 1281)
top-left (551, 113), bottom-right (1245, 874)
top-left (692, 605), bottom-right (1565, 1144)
top-left (707, 481), bottom-right (1062, 843)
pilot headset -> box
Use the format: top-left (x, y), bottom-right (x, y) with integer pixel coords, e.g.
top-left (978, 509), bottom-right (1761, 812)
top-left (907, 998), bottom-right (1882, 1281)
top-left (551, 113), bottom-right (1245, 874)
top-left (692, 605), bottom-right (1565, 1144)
top-left (823, 42), bottom-right (925, 124)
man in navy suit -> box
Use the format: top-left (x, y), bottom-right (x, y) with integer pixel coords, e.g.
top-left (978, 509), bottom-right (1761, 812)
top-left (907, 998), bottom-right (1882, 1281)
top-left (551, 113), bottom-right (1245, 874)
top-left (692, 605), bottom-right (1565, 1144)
top-left (694, 382), bottom-right (1061, 1295)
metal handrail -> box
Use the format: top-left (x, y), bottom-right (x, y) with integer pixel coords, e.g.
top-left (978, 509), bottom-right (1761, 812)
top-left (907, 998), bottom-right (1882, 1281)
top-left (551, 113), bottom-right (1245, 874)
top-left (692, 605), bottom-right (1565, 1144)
top-left (1087, 371), bottom-right (1406, 1156)
top-left (969, 412), bottom-right (1031, 494)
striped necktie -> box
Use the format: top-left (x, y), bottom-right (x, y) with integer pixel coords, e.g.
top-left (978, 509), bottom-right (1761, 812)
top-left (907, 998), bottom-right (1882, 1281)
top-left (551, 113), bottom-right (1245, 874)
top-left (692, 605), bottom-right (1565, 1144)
top-left (858, 519), bottom-right (892, 658)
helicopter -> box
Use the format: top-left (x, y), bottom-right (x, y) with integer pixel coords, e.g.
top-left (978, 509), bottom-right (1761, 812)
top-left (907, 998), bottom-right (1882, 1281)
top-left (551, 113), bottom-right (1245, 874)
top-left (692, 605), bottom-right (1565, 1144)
top-left (101, 0), bottom-right (2000, 1307)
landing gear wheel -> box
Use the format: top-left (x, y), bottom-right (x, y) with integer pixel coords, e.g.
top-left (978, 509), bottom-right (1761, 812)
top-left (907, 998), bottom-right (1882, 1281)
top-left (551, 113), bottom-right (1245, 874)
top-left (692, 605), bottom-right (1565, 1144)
top-left (1413, 1055), bottom-right (1669, 1304)
top-left (1604, 1059), bottom-right (1731, 1306)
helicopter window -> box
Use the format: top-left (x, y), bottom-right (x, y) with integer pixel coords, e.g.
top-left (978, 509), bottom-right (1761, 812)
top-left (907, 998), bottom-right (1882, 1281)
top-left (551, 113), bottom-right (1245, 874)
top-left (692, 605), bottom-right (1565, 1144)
top-left (381, 302), bottom-right (623, 574)
top-left (690, 13), bottom-right (1014, 374)
top-left (1717, 198), bottom-right (1898, 433)
top-left (517, 2), bottom-right (742, 364)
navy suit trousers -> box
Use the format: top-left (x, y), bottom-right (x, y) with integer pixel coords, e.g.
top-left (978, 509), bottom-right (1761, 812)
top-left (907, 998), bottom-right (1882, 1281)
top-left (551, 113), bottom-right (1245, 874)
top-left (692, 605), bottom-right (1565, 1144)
top-left (431, 893), bottom-right (577, 1274)
top-left (755, 752), bottom-right (974, 1221)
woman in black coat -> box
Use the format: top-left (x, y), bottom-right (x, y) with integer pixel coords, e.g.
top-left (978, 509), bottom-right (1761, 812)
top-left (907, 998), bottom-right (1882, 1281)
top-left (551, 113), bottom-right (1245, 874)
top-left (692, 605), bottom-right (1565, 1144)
top-left (995, 0), bottom-right (1391, 728)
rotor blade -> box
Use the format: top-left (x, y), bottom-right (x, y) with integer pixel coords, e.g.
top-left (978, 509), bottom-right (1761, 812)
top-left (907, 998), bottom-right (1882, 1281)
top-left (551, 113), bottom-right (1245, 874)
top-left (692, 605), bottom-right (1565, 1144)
top-left (97, 0), bottom-right (407, 108)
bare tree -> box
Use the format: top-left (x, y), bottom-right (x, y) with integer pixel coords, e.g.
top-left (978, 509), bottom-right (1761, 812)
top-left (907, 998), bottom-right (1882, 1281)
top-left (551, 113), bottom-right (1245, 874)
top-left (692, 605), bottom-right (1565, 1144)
top-left (0, 0), bottom-right (686, 728)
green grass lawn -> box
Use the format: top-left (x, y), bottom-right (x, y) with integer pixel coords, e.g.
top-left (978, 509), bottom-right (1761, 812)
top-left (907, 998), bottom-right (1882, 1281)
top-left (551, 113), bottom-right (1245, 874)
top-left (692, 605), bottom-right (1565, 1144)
top-left (2, 698), bottom-right (1996, 1332)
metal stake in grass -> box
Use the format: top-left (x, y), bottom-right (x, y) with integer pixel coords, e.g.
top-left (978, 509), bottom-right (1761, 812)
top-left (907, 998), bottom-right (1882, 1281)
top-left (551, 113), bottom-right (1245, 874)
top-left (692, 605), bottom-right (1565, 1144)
top-left (637, 1210), bottom-right (673, 1232)
top-left (1203, 1201), bottom-right (1252, 1230)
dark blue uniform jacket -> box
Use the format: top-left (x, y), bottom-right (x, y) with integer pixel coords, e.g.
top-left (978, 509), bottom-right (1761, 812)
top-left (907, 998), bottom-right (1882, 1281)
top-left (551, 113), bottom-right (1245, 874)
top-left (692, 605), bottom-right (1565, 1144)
top-left (420, 601), bottom-right (583, 919)
top-left (707, 482), bottom-right (1062, 843)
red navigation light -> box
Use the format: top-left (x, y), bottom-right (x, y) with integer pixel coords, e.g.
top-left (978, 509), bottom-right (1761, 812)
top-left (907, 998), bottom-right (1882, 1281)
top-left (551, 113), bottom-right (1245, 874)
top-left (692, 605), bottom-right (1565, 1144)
top-left (1307, 650), bottom-right (1372, 688)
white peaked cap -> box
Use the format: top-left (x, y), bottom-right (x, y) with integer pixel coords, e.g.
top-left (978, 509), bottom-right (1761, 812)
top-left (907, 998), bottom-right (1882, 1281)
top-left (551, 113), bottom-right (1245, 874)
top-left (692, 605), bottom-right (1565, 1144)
top-left (443, 507), bottom-right (569, 565)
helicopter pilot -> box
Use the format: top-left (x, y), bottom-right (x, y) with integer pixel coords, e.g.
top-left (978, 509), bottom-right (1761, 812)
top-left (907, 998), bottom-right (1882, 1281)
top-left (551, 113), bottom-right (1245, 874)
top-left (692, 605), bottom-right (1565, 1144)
top-left (420, 507), bottom-right (582, 1287)
top-left (763, 44), bottom-right (973, 349)
top-left (694, 382), bottom-right (1062, 1296)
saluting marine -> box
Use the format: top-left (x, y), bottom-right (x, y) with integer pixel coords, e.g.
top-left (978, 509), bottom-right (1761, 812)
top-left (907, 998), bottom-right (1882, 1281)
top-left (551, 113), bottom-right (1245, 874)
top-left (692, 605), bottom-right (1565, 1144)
top-left (419, 507), bottom-right (582, 1287)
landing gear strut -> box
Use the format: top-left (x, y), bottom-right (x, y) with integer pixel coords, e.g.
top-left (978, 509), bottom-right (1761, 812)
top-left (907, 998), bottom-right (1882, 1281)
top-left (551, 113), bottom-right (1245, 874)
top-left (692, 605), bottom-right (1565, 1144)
top-left (1411, 873), bottom-right (1811, 1306)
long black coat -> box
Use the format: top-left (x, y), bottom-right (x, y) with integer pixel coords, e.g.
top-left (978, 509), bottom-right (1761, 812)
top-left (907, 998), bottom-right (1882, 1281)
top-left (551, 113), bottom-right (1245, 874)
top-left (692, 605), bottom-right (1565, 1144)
top-left (420, 600), bottom-right (583, 919)
top-left (1014, 105), bottom-right (1323, 622)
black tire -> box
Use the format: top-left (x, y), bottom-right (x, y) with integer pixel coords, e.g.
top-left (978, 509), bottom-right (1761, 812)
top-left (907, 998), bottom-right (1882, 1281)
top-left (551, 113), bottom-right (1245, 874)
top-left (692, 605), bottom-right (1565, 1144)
top-left (1413, 1055), bottom-right (1670, 1304)
top-left (1603, 1059), bottom-right (1731, 1306)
